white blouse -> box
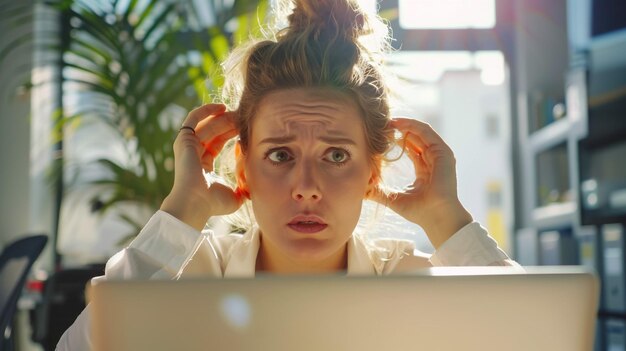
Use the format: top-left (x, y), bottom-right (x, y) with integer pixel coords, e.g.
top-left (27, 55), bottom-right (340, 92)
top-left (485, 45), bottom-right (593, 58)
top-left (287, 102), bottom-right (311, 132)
top-left (56, 210), bottom-right (518, 350)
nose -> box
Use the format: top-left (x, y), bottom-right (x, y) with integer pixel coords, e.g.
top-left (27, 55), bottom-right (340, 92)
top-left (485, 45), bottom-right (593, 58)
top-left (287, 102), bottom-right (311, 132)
top-left (291, 159), bottom-right (322, 202)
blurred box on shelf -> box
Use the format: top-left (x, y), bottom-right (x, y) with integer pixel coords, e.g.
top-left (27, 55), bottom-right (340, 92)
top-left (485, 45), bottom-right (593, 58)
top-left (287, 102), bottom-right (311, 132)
top-left (594, 320), bottom-right (603, 351)
top-left (580, 139), bottom-right (626, 225)
top-left (602, 223), bottom-right (625, 313)
top-left (605, 319), bottom-right (625, 351)
top-left (577, 225), bottom-right (600, 272)
top-left (538, 227), bottom-right (578, 265)
top-left (535, 143), bottom-right (571, 208)
top-left (565, 67), bottom-right (589, 139)
top-left (515, 227), bottom-right (539, 266)
top-left (529, 91), bottom-right (567, 133)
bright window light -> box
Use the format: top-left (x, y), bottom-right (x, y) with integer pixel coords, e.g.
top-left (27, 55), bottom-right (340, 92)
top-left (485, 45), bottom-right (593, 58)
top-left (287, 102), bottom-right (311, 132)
top-left (474, 51), bottom-right (505, 85)
top-left (359, 0), bottom-right (377, 14)
top-left (386, 51), bottom-right (505, 86)
top-left (399, 0), bottom-right (496, 29)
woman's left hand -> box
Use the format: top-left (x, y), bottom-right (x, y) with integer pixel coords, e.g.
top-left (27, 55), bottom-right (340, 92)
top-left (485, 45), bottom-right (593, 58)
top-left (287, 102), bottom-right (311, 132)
top-left (370, 117), bottom-right (473, 249)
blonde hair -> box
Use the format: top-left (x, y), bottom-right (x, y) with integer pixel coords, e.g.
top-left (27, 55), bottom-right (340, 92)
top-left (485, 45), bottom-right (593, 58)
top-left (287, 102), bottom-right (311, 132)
top-left (214, 0), bottom-right (396, 233)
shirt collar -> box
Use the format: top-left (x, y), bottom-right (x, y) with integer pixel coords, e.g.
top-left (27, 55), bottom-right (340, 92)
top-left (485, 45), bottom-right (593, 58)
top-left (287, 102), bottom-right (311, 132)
top-left (223, 227), bottom-right (377, 277)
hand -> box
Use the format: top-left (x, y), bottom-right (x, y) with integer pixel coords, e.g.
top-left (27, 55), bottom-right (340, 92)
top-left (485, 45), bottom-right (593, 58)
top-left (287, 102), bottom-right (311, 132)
top-left (160, 104), bottom-right (242, 231)
top-left (370, 117), bottom-right (473, 249)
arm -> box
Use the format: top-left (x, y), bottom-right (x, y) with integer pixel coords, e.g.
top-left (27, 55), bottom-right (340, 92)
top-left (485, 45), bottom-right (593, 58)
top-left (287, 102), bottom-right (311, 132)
top-left (57, 104), bottom-right (241, 350)
top-left (373, 117), bottom-right (519, 268)
top-left (392, 221), bottom-right (520, 274)
top-left (55, 211), bottom-right (217, 351)
top-left (429, 221), bottom-right (520, 267)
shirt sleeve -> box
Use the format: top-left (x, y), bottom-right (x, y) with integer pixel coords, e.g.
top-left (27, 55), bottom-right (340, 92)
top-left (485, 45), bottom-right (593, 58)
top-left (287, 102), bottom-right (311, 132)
top-left (105, 210), bottom-right (210, 280)
top-left (56, 210), bottom-right (212, 351)
top-left (429, 221), bottom-right (521, 267)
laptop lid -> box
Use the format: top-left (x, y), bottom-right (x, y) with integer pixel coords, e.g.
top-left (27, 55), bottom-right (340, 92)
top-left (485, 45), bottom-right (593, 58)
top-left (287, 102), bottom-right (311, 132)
top-left (88, 266), bottom-right (599, 351)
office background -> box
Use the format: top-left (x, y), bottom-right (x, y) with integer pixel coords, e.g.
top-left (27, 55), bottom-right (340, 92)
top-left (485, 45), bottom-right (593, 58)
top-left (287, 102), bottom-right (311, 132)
top-left (1, 0), bottom-right (626, 350)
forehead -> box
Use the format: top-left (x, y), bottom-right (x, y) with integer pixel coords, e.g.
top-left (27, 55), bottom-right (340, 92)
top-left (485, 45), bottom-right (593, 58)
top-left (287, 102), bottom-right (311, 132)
top-left (252, 88), bottom-right (364, 138)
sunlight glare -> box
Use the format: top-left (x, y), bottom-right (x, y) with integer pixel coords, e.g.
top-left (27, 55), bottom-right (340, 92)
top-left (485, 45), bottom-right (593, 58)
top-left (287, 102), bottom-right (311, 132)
top-left (399, 0), bottom-right (496, 29)
top-left (386, 51), bottom-right (505, 86)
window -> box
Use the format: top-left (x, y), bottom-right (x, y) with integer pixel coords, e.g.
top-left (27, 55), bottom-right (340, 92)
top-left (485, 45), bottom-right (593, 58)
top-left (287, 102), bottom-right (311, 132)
top-left (399, 0), bottom-right (496, 29)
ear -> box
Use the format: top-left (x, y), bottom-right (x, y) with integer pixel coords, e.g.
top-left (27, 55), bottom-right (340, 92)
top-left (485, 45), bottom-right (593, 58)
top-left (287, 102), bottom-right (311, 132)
top-left (365, 161), bottom-right (381, 199)
top-left (234, 142), bottom-right (251, 200)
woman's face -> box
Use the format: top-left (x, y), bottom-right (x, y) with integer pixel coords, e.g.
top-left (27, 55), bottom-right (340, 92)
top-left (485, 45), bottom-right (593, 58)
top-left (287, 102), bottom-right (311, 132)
top-left (242, 88), bottom-right (374, 264)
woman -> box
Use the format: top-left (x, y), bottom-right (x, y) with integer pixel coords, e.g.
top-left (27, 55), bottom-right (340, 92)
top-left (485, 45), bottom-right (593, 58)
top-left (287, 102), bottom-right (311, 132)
top-left (57, 0), bottom-right (518, 348)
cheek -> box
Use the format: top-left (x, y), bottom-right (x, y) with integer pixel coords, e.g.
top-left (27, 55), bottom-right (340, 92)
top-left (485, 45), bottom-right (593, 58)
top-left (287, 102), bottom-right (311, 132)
top-left (245, 160), bottom-right (284, 198)
top-left (324, 169), bottom-right (369, 197)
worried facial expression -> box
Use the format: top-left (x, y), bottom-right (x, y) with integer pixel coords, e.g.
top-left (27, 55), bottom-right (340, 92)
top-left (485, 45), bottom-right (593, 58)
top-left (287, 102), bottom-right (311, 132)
top-left (242, 88), bottom-right (375, 263)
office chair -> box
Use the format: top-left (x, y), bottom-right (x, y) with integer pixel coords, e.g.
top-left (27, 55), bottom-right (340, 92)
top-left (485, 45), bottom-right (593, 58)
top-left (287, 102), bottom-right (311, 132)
top-left (31, 264), bottom-right (104, 350)
top-left (0, 235), bottom-right (47, 351)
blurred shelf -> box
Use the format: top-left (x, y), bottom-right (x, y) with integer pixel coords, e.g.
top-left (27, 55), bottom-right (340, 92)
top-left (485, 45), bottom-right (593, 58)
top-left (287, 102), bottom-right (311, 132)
top-left (532, 202), bottom-right (577, 229)
top-left (528, 117), bottom-right (571, 153)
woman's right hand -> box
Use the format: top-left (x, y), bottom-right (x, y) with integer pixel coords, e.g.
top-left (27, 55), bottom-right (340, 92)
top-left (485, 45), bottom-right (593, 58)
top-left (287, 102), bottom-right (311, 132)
top-left (160, 104), bottom-right (242, 231)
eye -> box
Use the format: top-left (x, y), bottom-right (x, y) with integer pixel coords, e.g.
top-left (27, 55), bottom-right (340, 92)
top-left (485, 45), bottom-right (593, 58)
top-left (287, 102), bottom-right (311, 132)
top-left (324, 148), bottom-right (350, 164)
top-left (266, 148), bottom-right (293, 163)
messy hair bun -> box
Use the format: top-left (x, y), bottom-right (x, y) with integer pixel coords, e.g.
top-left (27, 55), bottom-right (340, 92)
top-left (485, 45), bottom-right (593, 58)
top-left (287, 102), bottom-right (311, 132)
top-left (287, 0), bottom-right (368, 43)
top-left (221, 0), bottom-right (393, 181)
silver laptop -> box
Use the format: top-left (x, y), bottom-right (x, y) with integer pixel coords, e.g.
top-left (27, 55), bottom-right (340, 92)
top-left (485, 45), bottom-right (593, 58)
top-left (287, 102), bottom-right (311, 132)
top-left (87, 266), bottom-right (599, 351)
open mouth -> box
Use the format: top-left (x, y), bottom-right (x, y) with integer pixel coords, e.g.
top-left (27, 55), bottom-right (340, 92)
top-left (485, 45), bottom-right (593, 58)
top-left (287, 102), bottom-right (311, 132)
top-left (287, 217), bottom-right (328, 234)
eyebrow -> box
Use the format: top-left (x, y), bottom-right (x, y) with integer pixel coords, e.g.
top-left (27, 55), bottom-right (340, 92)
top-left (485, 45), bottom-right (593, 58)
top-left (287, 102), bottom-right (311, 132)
top-left (258, 135), bottom-right (357, 146)
top-left (319, 136), bottom-right (357, 146)
top-left (258, 135), bottom-right (296, 145)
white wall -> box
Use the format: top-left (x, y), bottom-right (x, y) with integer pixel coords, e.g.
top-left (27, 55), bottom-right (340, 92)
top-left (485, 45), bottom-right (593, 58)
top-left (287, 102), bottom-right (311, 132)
top-left (0, 0), bottom-right (34, 247)
top-left (0, 2), bottom-right (63, 275)
top-left (1, 3), bottom-right (52, 350)
top-left (439, 69), bottom-right (513, 251)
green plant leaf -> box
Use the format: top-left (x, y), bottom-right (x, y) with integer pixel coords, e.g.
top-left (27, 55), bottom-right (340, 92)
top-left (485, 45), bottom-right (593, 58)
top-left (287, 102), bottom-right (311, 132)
top-left (21, 0), bottom-right (264, 248)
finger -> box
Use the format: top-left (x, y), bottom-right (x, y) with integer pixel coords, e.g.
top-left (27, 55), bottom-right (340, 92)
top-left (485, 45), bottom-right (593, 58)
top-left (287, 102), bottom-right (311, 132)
top-left (195, 111), bottom-right (237, 142)
top-left (404, 132), bottom-right (427, 155)
top-left (393, 118), bottom-right (450, 170)
top-left (204, 128), bottom-right (238, 158)
top-left (200, 151), bottom-right (214, 172)
top-left (391, 117), bottom-right (447, 150)
top-left (368, 188), bottom-right (411, 217)
top-left (199, 128), bottom-right (238, 172)
top-left (175, 105), bottom-right (231, 158)
top-left (405, 133), bottom-right (435, 170)
top-left (180, 104), bottom-right (227, 130)
top-left (368, 186), bottom-right (397, 207)
top-left (394, 130), bottom-right (433, 172)
top-left (405, 148), bottom-right (430, 189)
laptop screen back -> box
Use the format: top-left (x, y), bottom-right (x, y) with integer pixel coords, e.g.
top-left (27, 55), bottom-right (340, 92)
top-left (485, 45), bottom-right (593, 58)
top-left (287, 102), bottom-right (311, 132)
top-left (88, 267), bottom-right (598, 351)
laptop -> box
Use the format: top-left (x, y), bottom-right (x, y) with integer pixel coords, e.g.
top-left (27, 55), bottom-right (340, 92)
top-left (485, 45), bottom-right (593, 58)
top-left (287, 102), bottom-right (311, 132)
top-left (87, 266), bottom-right (599, 351)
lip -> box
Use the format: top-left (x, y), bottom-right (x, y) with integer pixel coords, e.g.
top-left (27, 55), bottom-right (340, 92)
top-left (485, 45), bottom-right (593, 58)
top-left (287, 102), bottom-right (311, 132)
top-left (287, 215), bottom-right (328, 234)
top-left (288, 215), bottom-right (327, 225)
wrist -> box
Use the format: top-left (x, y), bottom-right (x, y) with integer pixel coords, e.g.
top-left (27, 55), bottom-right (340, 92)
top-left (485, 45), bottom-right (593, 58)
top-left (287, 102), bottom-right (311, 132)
top-left (160, 191), bottom-right (212, 231)
top-left (420, 200), bottom-right (473, 250)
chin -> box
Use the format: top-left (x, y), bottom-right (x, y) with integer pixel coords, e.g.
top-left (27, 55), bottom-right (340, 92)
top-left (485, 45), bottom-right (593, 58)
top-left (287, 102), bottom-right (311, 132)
top-left (283, 238), bottom-right (344, 261)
